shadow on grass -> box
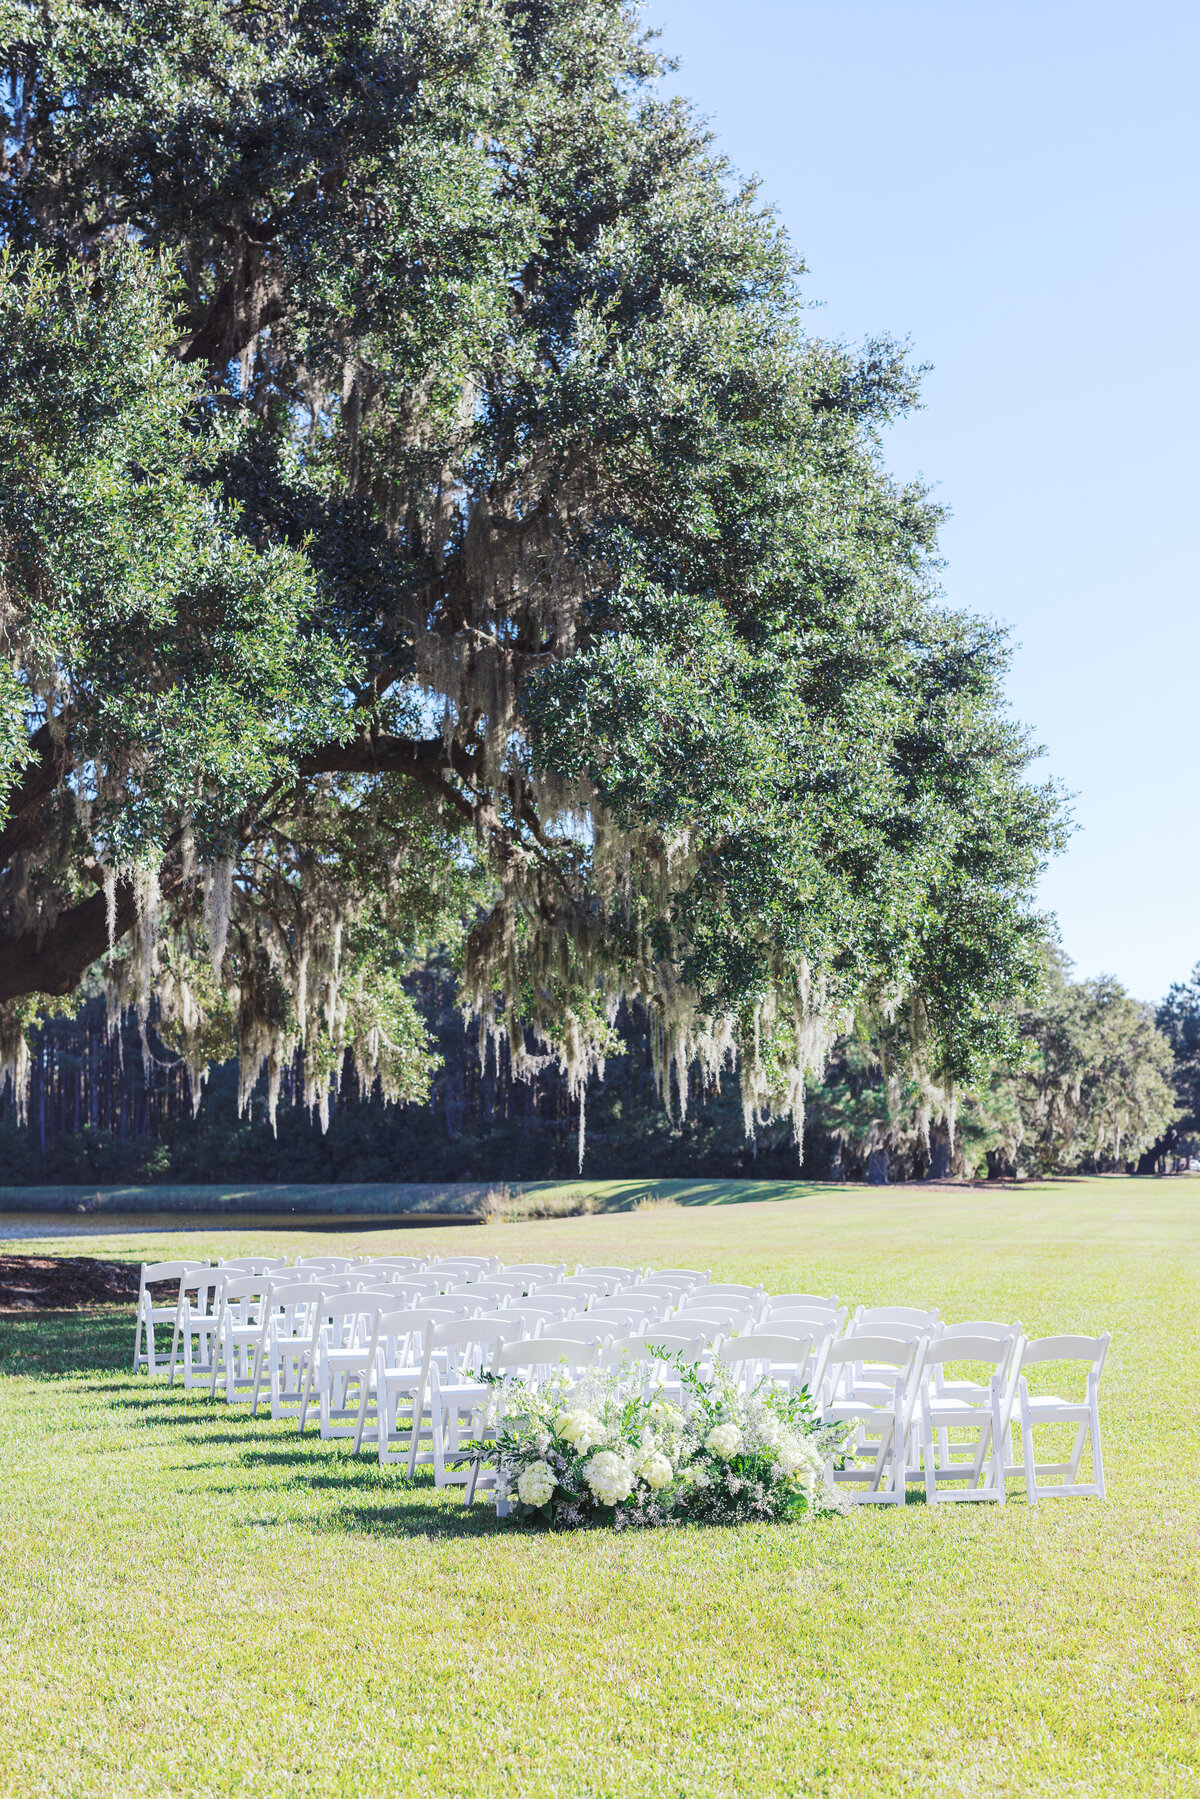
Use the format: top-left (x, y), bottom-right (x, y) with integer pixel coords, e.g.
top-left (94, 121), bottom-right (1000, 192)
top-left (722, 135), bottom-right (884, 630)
top-left (2, 1309), bottom-right (938, 1538)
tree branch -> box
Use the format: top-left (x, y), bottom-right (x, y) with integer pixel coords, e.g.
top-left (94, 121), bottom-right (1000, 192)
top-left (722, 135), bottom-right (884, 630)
top-left (0, 720), bottom-right (73, 866)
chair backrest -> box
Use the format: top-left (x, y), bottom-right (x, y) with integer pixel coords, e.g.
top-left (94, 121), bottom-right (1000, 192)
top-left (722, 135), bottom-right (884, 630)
top-left (214, 1273), bottom-right (273, 1327)
top-left (845, 1317), bottom-right (926, 1345)
top-left (825, 1332), bottom-right (923, 1371)
top-left (362, 1305), bottom-right (456, 1367)
top-left (701, 1282), bottom-right (764, 1301)
top-left (538, 1319), bottom-right (613, 1347)
top-left (464, 1279), bottom-right (528, 1304)
top-left (676, 1303), bottom-right (757, 1329)
top-left (936, 1319), bottom-right (1022, 1339)
top-left (497, 1338), bottom-right (602, 1376)
top-left (606, 1330), bottom-right (707, 1367)
top-left (431, 1257), bottom-right (496, 1277)
top-left (292, 1257), bottom-right (354, 1273)
top-left (652, 1268), bottom-right (710, 1285)
top-left (485, 1307), bottom-right (545, 1338)
top-left (1018, 1333), bottom-right (1110, 1376)
top-left (139, 1260), bottom-right (206, 1292)
top-left (512, 1299), bottom-right (578, 1326)
top-left (554, 1276), bottom-right (623, 1299)
top-left (575, 1266), bottom-right (642, 1283)
top-left (635, 1279), bottom-right (696, 1305)
top-left (719, 1332), bottom-right (813, 1384)
top-left (766, 1291), bottom-right (839, 1309)
top-left (853, 1304), bottom-right (939, 1329)
top-left (262, 1280), bottom-right (325, 1311)
top-left (428, 1316), bottom-right (518, 1380)
top-left (765, 1302), bottom-right (845, 1332)
top-left (501, 1264), bottom-right (566, 1284)
top-left (587, 1304), bottom-right (654, 1332)
top-left (923, 1334), bottom-right (1020, 1373)
top-left (217, 1256), bottom-right (289, 1274)
top-left (361, 1257), bottom-right (428, 1275)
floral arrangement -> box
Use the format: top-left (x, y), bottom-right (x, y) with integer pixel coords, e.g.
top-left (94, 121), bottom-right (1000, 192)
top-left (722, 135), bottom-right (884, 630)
top-left (476, 1353), bottom-right (855, 1529)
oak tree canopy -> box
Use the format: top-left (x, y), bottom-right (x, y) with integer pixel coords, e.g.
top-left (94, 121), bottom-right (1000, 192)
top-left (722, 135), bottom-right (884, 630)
top-left (0, 0), bottom-right (1064, 1150)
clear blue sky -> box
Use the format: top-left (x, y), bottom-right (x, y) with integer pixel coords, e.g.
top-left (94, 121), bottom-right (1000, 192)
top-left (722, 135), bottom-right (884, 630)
top-left (647, 0), bottom-right (1199, 1004)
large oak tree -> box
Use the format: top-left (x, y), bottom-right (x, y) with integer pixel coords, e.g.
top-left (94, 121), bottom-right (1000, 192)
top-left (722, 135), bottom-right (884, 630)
top-left (0, 0), bottom-right (1063, 1145)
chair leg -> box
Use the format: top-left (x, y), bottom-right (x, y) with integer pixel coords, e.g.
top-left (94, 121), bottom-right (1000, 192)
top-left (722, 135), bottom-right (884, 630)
top-left (922, 1404), bottom-right (937, 1505)
top-left (1021, 1398), bottom-right (1038, 1506)
top-left (1090, 1395), bottom-right (1106, 1499)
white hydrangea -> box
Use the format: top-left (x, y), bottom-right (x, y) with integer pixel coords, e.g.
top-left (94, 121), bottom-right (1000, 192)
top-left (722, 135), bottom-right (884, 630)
top-left (647, 1398), bottom-right (681, 1427)
top-left (705, 1422), bottom-right (743, 1460)
top-left (555, 1407), bottom-right (604, 1453)
top-left (637, 1449), bottom-right (674, 1492)
top-left (516, 1460), bottom-right (557, 1507)
top-left (584, 1450), bottom-right (635, 1506)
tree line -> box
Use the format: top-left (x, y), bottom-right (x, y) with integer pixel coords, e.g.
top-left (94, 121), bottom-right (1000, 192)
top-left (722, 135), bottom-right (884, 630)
top-left (1, 947), bottom-right (1192, 1185)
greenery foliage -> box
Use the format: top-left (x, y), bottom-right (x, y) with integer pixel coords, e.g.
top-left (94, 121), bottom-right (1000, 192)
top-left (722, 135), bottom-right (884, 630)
top-left (0, 0), bottom-right (1063, 1150)
top-left (480, 1353), bottom-right (852, 1529)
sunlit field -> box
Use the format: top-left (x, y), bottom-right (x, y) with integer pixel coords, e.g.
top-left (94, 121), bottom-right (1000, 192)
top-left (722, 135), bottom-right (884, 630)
top-left (1, 1176), bottom-right (1196, 1797)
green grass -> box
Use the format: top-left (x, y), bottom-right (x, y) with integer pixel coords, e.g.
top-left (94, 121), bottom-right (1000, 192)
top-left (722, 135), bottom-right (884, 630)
top-left (1, 1177), bottom-right (1197, 1797)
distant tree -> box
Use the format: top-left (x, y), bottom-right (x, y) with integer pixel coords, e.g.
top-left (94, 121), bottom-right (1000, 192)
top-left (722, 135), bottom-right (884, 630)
top-left (0, 0), bottom-right (1063, 1149)
top-left (1010, 951), bottom-right (1178, 1174)
top-left (1156, 965), bottom-right (1200, 1137)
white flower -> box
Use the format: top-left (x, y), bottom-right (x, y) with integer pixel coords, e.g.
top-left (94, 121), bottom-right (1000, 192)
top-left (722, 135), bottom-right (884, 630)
top-left (705, 1422), bottom-right (743, 1460)
top-left (584, 1450), bottom-right (635, 1506)
top-left (516, 1460), bottom-right (557, 1507)
top-left (555, 1407), bottom-right (604, 1452)
top-left (647, 1398), bottom-right (681, 1427)
top-left (638, 1450), bottom-right (673, 1492)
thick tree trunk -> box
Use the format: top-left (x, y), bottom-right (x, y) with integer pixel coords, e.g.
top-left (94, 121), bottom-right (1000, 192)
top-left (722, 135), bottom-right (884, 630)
top-left (867, 1145), bottom-right (890, 1185)
top-left (927, 1124), bottom-right (953, 1180)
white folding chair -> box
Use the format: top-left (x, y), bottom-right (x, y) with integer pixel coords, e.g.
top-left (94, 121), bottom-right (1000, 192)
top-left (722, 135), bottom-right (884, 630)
top-left (303, 1289), bottom-right (399, 1437)
top-left (291, 1257), bottom-right (354, 1274)
top-left (132, 1261), bottom-right (208, 1377)
top-left (216, 1256), bottom-right (289, 1275)
top-left (168, 1266), bottom-right (225, 1389)
top-left (353, 1305), bottom-right (471, 1462)
top-left (574, 1265), bottom-right (643, 1286)
top-left (928, 1320), bottom-right (1024, 1462)
top-left (821, 1333), bottom-right (928, 1504)
top-left (1015, 1334), bottom-right (1110, 1503)
top-left (209, 1274), bottom-right (276, 1404)
top-left (651, 1268), bottom-right (710, 1286)
top-left (248, 1282), bottom-right (325, 1418)
top-left (406, 1318), bottom-right (518, 1487)
top-left (920, 1333), bottom-right (1026, 1504)
top-left (719, 1332), bottom-right (814, 1395)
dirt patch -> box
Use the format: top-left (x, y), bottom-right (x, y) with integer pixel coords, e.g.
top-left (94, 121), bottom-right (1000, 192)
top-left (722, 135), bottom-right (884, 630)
top-left (0, 1255), bottom-right (143, 1312)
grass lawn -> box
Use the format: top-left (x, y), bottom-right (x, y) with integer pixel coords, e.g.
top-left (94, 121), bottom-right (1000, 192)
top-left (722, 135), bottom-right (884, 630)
top-left (0, 1176), bottom-right (1197, 1797)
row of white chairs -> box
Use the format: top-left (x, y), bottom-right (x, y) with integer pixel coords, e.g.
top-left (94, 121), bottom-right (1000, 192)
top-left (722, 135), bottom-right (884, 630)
top-left (129, 1254), bottom-right (1109, 1508)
